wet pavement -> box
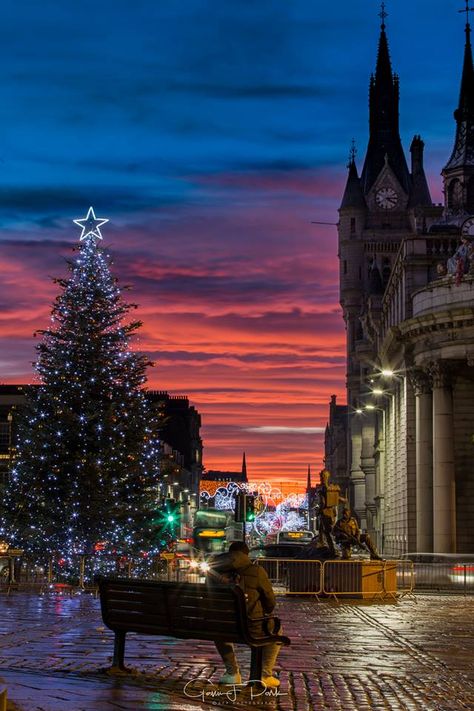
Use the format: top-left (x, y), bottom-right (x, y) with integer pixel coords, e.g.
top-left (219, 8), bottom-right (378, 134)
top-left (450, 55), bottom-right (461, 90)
top-left (0, 591), bottom-right (473, 710)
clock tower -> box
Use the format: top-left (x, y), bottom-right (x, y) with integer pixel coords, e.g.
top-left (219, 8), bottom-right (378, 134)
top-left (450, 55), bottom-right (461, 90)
top-left (338, 7), bottom-right (433, 530)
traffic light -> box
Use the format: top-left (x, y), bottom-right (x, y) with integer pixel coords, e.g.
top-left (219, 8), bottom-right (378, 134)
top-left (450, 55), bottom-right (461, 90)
top-left (245, 495), bottom-right (255, 522)
top-left (234, 492), bottom-right (245, 522)
top-left (234, 493), bottom-right (256, 523)
top-left (164, 498), bottom-right (180, 528)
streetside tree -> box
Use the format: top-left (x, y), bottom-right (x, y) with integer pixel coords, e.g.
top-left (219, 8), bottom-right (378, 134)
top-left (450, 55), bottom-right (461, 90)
top-left (2, 208), bottom-right (161, 569)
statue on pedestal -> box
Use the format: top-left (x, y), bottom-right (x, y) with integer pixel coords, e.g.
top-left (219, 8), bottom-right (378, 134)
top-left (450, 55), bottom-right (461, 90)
top-left (334, 507), bottom-right (382, 560)
top-left (317, 469), bottom-right (347, 558)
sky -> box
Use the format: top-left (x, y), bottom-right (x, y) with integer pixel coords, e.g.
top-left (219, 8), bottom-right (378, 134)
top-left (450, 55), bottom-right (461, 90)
top-left (0, 0), bottom-right (466, 485)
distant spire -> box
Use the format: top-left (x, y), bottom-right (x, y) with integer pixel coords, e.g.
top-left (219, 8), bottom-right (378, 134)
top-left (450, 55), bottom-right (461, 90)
top-left (241, 452), bottom-right (248, 482)
top-left (306, 464), bottom-right (312, 492)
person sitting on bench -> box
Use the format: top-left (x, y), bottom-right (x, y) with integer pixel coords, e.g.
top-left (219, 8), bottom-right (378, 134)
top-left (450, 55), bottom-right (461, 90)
top-left (334, 507), bottom-right (382, 560)
top-left (210, 540), bottom-right (282, 688)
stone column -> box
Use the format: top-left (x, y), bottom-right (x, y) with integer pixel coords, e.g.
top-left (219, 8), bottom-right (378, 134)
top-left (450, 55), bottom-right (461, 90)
top-left (350, 417), bottom-right (366, 529)
top-left (430, 362), bottom-right (456, 553)
top-left (411, 369), bottom-right (433, 551)
top-left (360, 412), bottom-right (376, 533)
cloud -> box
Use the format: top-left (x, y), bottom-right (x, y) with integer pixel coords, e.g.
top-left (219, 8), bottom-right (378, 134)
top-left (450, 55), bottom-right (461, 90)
top-left (244, 426), bottom-right (325, 435)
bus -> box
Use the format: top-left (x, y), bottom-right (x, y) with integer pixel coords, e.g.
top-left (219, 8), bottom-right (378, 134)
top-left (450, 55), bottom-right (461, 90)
top-left (276, 530), bottom-right (314, 545)
top-left (193, 508), bottom-right (236, 556)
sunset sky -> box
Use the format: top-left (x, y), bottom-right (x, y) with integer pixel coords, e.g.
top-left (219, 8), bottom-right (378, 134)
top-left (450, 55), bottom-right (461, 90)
top-left (0, 1), bottom-right (464, 484)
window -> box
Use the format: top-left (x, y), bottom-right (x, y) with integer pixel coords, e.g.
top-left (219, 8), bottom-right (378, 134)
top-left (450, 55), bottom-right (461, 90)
top-left (350, 217), bottom-right (356, 234)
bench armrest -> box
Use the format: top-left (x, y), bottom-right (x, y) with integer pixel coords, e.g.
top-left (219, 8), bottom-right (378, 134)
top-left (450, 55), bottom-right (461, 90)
top-left (249, 614), bottom-right (282, 636)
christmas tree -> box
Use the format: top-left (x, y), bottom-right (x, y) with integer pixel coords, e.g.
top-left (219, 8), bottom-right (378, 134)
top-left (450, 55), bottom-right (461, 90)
top-left (2, 208), bottom-right (161, 567)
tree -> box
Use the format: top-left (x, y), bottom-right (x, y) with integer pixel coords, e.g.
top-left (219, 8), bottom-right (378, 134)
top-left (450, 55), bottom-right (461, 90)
top-left (2, 208), bottom-right (161, 564)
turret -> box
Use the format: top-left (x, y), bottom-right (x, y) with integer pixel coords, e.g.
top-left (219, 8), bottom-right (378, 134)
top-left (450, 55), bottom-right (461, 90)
top-left (442, 16), bottom-right (474, 213)
top-left (409, 135), bottom-right (432, 207)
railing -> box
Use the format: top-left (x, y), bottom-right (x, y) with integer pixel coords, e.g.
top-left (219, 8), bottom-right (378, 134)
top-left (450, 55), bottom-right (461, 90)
top-left (5, 559), bottom-right (474, 596)
top-left (254, 558), bottom-right (415, 599)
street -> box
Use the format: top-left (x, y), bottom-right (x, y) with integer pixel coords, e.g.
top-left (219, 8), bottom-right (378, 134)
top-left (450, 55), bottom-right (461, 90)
top-left (0, 592), bottom-right (473, 710)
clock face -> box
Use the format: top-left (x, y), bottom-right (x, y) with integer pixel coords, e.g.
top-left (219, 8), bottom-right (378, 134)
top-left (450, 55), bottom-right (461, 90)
top-left (461, 217), bottom-right (474, 236)
top-left (375, 186), bottom-right (398, 210)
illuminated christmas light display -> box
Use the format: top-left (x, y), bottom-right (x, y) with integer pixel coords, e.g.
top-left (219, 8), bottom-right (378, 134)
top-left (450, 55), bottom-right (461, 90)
top-left (1, 209), bottom-right (162, 576)
top-left (199, 480), bottom-right (309, 538)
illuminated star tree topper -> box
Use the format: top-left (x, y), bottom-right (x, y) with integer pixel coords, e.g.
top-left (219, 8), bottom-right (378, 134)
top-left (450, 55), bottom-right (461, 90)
top-left (73, 206), bottom-right (109, 241)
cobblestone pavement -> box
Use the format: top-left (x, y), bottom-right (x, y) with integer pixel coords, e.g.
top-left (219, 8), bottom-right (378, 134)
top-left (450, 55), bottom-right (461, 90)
top-left (0, 592), bottom-right (473, 710)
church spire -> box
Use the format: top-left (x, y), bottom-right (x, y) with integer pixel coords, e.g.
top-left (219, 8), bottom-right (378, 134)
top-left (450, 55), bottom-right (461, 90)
top-left (443, 9), bottom-right (474, 173)
top-left (241, 451), bottom-right (248, 482)
top-left (360, 4), bottom-right (410, 195)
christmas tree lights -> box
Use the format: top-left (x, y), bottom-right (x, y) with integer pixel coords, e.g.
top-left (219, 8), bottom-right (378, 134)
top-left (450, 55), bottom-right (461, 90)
top-left (2, 208), bottom-right (162, 574)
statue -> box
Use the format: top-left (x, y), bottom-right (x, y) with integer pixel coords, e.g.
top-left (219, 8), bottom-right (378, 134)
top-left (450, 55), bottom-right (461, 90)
top-left (317, 469), bottom-right (347, 557)
top-left (334, 507), bottom-right (382, 560)
top-left (447, 236), bottom-right (473, 285)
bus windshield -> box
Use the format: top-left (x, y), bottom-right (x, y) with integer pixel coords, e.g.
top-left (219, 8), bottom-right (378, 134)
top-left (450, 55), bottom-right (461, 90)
top-left (193, 508), bottom-right (235, 556)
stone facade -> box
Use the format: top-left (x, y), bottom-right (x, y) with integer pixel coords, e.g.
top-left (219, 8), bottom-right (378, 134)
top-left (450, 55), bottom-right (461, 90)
top-left (338, 13), bottom-right (474, 554)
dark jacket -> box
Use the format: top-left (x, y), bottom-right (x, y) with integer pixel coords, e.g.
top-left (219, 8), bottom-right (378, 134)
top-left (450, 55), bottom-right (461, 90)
top-left (209, 550), bottom-right (275, 620)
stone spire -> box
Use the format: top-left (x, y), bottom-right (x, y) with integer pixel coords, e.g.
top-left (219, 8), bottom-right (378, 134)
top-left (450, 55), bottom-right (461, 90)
top-left (241, 451), bottom-right (248, 482)
top-left (443, 17), bottom-right (474, 172)
top-left (360, 7), bottom-right (411, 195)
top-left (340, 148), bottom-right (367, 210)
top-left (409, 135), bottom-right (432, 207)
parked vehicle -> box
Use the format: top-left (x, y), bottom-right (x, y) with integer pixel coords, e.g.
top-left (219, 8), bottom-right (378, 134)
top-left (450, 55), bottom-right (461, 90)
top-left (276, 530), bottom-right (314, 545)
top-left (249, 543), bottom-right (309, 559)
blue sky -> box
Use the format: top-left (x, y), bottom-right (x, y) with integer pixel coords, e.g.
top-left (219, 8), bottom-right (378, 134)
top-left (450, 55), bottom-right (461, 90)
top-left (0, 0), bottom-right (468, 481)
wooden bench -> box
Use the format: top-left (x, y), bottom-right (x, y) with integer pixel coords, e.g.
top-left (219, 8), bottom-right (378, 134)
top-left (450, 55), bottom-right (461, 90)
top-left (98, 577), bottom-right (290, 681)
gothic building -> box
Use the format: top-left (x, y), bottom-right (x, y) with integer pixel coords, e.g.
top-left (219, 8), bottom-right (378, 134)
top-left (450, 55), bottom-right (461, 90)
top-left (338, 11), bottom-right (474, 555)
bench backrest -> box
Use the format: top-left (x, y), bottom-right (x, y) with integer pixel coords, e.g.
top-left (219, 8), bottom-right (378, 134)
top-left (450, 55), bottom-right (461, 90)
top-left (99, 578), bottom-right (249, 644)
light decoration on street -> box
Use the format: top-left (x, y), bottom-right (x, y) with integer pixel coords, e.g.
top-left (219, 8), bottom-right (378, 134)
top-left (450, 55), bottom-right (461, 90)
top-left (199, 480), bottom-right (309, 537)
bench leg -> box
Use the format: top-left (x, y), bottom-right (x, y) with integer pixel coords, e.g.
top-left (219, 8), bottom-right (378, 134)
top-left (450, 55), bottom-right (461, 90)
top-left (112, 631), bottom-right (126, 670)
top-left (249, 646), bottom-right (263, 683)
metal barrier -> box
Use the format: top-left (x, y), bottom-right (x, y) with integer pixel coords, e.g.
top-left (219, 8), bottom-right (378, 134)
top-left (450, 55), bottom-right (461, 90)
top-left (323, 560), bottom-right (385, 599)
top-left (322, 560), bottom-right (415, 600)
top-left (255, 558), bottom-right (323, 595)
